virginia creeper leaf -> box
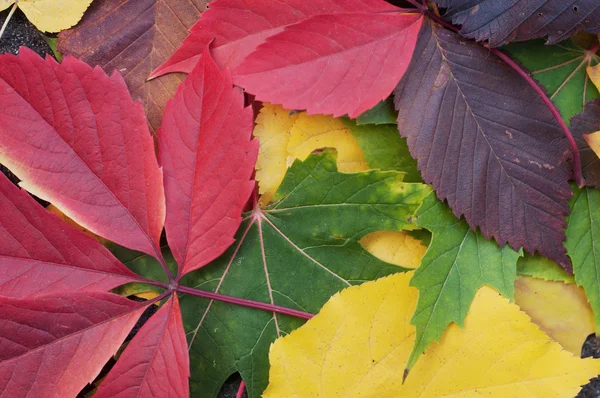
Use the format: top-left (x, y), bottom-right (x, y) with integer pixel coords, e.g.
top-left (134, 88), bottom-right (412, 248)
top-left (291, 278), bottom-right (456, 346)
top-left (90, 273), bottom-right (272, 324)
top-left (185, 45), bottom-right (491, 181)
top-left (159, 49), bottom-right (258, 277)
top-left (0, 0), bottom-right (93, 33)
top-left (264, 273), bottom-right (600, 397)
top-left (0, 174), bottom-right (139, 298)
top-left (0, 292), bottom-right (148, 396)
top-left (571, 99), bottom-right (600, 187)
top-left (394, 20), bottom-right (572, 268)
top-left (565, 185), bottom-right (600, 332)
top-left (505, 39), bottom-right (600, 122)
top-left (0, 48), bottom-right (166, 260)
top-left (95, 296), bottom-right (189, 398)
top-left (437, 0), bottom-right (600, 46)
top-left (235, 12), bottom-right (423, 117)
top-left (175, 150), bottom-right (431, 397)
top-left (149, 0), bottom-right (399, 78)
top-left (57, 0), bottom-right (208, 131)
top-left (407, 192), bottom-right (521, 371)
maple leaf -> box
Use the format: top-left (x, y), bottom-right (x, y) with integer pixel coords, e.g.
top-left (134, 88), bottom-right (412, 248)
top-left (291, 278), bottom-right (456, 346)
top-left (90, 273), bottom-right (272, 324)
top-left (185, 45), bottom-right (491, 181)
top-left (149, 0), bottom-right (400, 78)
top-left (394, 20), bottom-right (573, 269)
top-left (571, 99), bottom-right (600, 187)
top-left (0, 0), bottom-right (92, 33)
top-left (235, 12), bottom-right (423, 117)
top-left (57, 0), bottom-right (208, 131)
top-left (0, 48), bottom-right (165, 259)
top-left (437, 0), bottom-right (600, 46)
top-left (263, 272), bottom-right (600, 397)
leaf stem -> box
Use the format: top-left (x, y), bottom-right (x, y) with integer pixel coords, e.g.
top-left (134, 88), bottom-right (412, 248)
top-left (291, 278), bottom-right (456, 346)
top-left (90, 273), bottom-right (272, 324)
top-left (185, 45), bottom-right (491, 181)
top-left (0, 3), bottom-right (18, 40)
top-left (404, 0), bottom-right (426, 11)
top-left (236, 380), bottom-right (246, 398)
top-left (175, 284), bottom-right (314, 320)
top-left (425, 11), bottom-right (584, 186)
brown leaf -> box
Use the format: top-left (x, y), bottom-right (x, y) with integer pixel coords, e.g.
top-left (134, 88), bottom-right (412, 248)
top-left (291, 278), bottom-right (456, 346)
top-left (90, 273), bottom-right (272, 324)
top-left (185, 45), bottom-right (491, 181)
top-left (57, 0), bottom-right (208, 132)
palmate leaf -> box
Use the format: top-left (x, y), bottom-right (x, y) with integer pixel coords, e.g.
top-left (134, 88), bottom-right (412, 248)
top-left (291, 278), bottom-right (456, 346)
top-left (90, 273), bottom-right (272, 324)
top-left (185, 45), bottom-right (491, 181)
top-left (394, 20), bottom-right (573, 269)
top-left (176, 150), bottom-right (431, 397)
top-left (437, 0), bottom-right (600, 46)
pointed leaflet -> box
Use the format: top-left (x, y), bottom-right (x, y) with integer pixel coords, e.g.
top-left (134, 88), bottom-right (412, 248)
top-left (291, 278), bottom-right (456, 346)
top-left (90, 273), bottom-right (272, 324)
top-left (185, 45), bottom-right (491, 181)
top-left (95, 296), bottom-right (189, 398)
top-left (406, 193), bottom-right (521, 371)
top-left (235, 12), bottom-right (423, 118)
top-left (0, 174), bottom-right (139, 298)
top-left (394, 21), bottom-right (572, 268)
top-left (149, 0), bottom-right (399, 78)
top-left (437, 0), bottom-right (600, 46)
top-left (0, 292), bottom-right (147, 397)
top-left (0, 49), bottom-right (165, 259)
top-left (57, 0), bottom-right (207, 131)
top-left (159, 50), bottom-right (258, 277)
top-left (174, 151), bottom-right (431, 398)
top-left (571, 99), bottom-right (600, 187)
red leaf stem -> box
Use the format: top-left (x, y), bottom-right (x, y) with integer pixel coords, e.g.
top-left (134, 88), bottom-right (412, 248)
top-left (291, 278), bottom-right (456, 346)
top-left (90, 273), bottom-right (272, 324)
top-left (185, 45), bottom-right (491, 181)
top-left (236, 380), bottom-right (246, 398)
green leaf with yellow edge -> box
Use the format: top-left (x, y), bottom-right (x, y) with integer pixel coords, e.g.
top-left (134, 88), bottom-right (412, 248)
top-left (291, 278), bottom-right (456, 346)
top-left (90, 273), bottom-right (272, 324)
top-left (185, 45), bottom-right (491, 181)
top-left (517, 254), bottom-right (575, 283)
top-left (566, 185), bottom-right (600, 332)
top-left (406, 192), bottom-right (522, 371)
top-left (515, 276), bottom-right (594, 355)
top-left (0, 0), bottom-right (93, 33)
top-left (175, 150), bottom-right (431, 398)
top-left (264, 272), bottom-right (600, 397)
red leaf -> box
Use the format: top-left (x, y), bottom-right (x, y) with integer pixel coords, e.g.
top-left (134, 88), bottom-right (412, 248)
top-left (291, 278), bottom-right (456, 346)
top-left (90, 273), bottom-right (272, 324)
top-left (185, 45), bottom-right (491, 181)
top-left (0, 292), bottom-right (147, 397)
top-left (234, 12), bottom-right (423, 118)
top-left (95, 295), bottom-right (189, 398)
top-left (0, 48), bottom-right (165, 259)
top-left (159, 49), bottom-right (258, 276)
top-left (0, 174), bottom-right (138, 298)
top-left (149, 0), bottom-right (398, 78)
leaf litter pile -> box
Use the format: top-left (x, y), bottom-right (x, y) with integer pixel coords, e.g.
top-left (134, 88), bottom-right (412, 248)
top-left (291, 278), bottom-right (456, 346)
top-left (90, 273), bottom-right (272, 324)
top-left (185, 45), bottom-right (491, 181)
top-left (3, 0), bottom-right (600, 397)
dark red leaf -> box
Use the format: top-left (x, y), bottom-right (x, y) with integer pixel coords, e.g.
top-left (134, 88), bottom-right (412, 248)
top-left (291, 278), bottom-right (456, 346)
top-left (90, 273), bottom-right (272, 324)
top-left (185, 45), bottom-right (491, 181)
top-left (437, 0), bottom-right (600, 46)
top-left (57, 0), bottom-right (208, 132)
top-left (95, 295), bottom-right (189, 398)
top-left (149, 0), bottom-right (398, 78)
top-left (234, 12), bottom-right (423, 118)
top-left (159, 49), bottom-right (258, 276)
top-left (0, 293), bottom-right (147, 397)
top-left (394, 20), bottom-right (573, 269)
top-left (0, 48), bottom-right (165, 260)
top-left (571, 99), bottom-right (600, 187)
top-left (0, 174), bottom-right (138, 298)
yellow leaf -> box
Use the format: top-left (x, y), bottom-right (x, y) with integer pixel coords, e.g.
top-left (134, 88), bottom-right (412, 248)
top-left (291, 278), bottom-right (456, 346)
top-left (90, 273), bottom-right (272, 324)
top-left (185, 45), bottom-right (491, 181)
top-left (588, 63), bottom-right (600, 92)
top-left (515, 276), bottom-right (595, 355)
top-left (359, 231), bottom-right (426, 269)
top-left (584, 130), bottom-right (600, 159)
top-left (1, 0), bottom-right (93, 33)
top-left (265, 273), bottom-right (600, 397)
top-left (47, 204), bottom-right (107, 244)
top-left (254, 104), bottom-right (369, 206)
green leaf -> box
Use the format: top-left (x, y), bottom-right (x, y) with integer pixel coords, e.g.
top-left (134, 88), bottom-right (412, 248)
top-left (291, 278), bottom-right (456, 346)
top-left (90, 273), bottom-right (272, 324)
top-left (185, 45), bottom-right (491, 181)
top-left (517, 254), bottom-right (575, 283)
top-left (406, 193), bottom-right (522, 371)
top-left (174, 150), bottom-right (432, 398)
top-left (504, 39), bottom-right (600, 123)
top-left (355, 98), bottom-right (397, 125)
top-left (566, 185), bottom-right (600, 331)
top-left (344, 119), bottom-right (422, 182)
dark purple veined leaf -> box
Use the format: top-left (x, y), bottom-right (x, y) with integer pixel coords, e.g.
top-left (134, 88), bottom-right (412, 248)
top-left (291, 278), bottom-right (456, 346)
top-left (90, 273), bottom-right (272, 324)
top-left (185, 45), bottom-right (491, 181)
top-left (394, 20), bottom-right (573, 269)
top-left (437, 0), bottom-right (600, 46)
top-left (571, 99), bottom-right (600, 187)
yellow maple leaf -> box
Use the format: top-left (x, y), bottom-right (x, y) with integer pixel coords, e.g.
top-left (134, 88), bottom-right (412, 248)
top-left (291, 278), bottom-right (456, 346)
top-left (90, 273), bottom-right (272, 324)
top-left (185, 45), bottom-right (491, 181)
top-left (0, 0), bottom-right (93, 33)
top-left (515, 276), bottom-right (595, 355)
top-left (588, 63), bottom-right (600, 92)
top-left (264, 272), bottom-right (600, 397)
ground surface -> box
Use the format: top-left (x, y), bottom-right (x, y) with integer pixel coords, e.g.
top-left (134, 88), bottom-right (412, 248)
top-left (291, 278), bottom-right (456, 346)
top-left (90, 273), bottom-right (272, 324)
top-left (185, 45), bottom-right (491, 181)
top-left (0, 6), bottom-right (596, 398)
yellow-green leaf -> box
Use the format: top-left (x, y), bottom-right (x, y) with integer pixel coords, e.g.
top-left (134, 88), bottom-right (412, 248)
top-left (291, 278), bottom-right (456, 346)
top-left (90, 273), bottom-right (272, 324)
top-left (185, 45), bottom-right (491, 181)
top-left (265, 273), bottom-right (600, 397)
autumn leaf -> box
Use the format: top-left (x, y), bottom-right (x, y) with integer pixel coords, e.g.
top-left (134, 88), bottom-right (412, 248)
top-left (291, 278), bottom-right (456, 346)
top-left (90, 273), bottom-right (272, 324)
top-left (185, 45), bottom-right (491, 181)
top-left (437, 0), bottom-right (600, 46)
top-left (517, 254), bottom-right (575, 283)
top-left (395, 20), bottom-right (573, 269)
top-left (589, 62), bottom-right (600, 90)
top-left (149, 0), bottom-right (400, 78)
top-left (264, 272), bottom-right (600, 397)
top-left (571, 99), bottom-right (600, 187)
top-left (0, 0), bottom-right (93, 32)
top-left (406, 192), bottom-right (521, 371)
top-left (57, 0), bottom-right (208, 131)
top-left (0, 48), bottom-right (165, 260)
top-left (235, 12), bottom-right (423, 117)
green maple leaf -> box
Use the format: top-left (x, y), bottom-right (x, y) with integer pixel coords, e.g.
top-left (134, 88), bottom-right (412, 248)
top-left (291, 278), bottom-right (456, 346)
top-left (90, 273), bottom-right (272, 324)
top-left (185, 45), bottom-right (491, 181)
top-left (405, 193), bottom-right (522, 372)
top-left (505, 38), bottom-right (600, 122)
top-left (116, 149), bottom-right (431, 397)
